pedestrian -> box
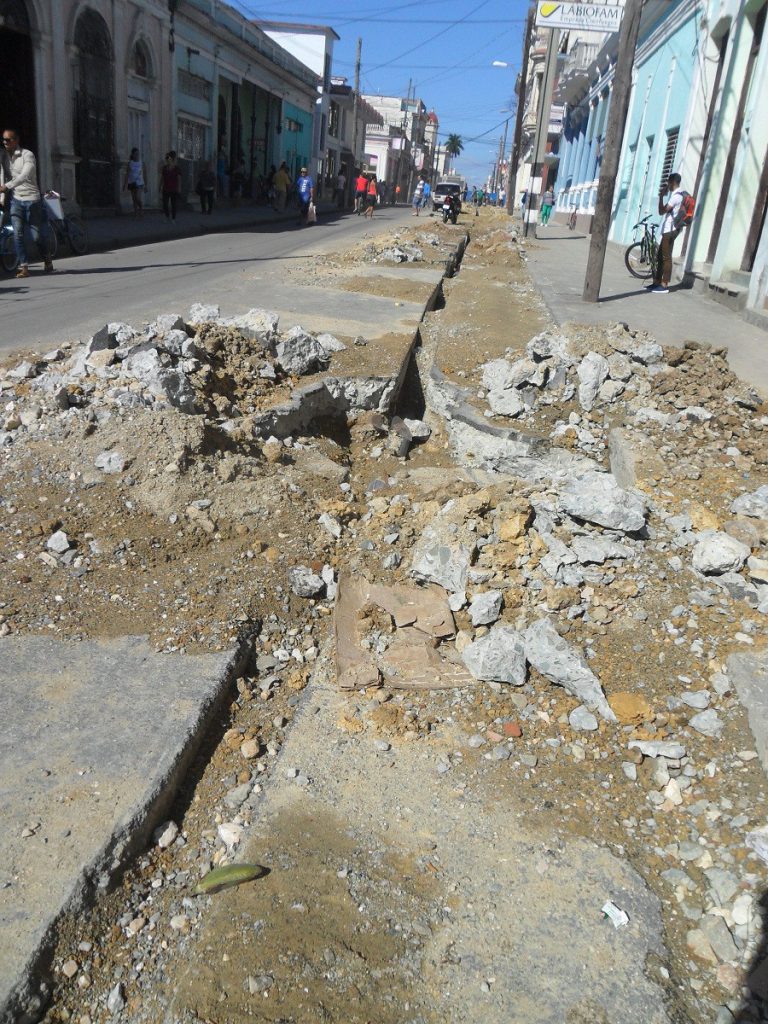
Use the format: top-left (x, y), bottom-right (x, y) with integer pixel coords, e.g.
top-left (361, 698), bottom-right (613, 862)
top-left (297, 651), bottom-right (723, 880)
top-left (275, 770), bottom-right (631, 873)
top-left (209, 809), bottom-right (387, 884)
top-left (354, 169), bottom-right (368, 214)
top-left (422, 178), bottom-right (432, 212)
top-left (540, 187), bottom-right (555, 227)
top-left (364, 174), bottom-right (378, 219)
top-left (520, 190), bottom-right (528, 221)
top-left (499, 186), bottom-right (506, 208)
top-left (159, 151), bottom-right (182, 223)
top-left (650, 172), bottom-right (685, 294)
top-left (273, 161), bottom-right (291, 212)
top-left (195, 161), bottom-right (216, 214)
top-left (336, 166), bottom-right (346, 209)
top-left (411, 174), bottom-right (425, 216)
top-left (230, 155), bottom-right (246, 205)
top-left (122, 147), bottom-right (146, 216)
top-left (216, 147), bottom-right (228, 198)
top-left (0, 128), bottom-right (54, 278)
top-left (394, 183), bottom-right (401, 205)
top-left (296, 166), bottom-right (315, 225)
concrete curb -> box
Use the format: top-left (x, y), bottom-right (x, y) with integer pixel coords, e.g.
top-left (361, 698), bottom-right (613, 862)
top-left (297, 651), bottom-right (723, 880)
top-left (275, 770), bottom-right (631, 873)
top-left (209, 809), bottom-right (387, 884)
top-left (0, 636), bottom-right (249, 1024)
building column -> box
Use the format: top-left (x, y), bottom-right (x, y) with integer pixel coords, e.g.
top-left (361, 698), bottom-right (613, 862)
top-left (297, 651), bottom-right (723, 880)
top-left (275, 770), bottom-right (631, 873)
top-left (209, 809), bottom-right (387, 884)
top-left (575, 99), bottom-right (598, 188)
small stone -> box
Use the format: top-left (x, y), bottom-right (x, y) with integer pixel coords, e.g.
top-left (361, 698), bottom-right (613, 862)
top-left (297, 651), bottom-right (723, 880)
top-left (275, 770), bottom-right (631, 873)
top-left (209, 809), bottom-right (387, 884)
top-left (468, 734), bottom-right (486, 748)
top-left (153, 820), bottom-right (179, 849)
top-left (692, 532), bottom-right (750, 576)
top-left (468, 590), bottom-right (503, 626)
top-left (680, 690), bottom-right (710, 709)
top-left (688, 709), bottom-right (723, 738)
top-left (686, 928), bottom-right (718, 965)
top-left (61, 959), bottom-right (78, 979)
top-left (95, 450), bottom-right (131, 474)
top-left (288, 566), bottom-right (325, 598)
top-left (621, 761), bottom-right (637, 781)
top-left (502, 721), bottom-right (522, 738)
top-left (126, 916), bottom-right (146, 936)
top-left (169, 914), bottom-right (189, 932)
top-left (46, 531), bottom-right (71, 555)
top-left (240, 738), bottom-right (261, 759)
top-left (569, 706), bottom-right (598, 731)
top-left (106, 983), bottom-right (125, 1014)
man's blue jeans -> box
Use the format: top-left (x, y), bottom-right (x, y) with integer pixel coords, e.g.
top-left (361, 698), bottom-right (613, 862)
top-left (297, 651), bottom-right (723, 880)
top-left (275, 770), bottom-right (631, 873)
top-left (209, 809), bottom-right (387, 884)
top-left (10, 198), bottom-right (52, 266)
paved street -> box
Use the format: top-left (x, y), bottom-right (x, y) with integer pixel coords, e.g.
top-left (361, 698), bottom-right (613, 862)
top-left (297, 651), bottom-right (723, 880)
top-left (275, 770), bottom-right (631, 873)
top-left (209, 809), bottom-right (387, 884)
top-left (0, 206), bottom-right (415, 356)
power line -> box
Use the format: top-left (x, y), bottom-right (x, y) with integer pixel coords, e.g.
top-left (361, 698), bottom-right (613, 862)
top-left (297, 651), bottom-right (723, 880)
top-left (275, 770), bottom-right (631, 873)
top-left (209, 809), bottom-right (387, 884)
top-left (365, 0), bottom-right (494, 74)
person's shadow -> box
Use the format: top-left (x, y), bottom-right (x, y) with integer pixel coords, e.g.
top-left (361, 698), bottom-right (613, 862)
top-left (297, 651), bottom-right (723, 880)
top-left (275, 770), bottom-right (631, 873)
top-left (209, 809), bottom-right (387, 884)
top-left (732, 888), bottom-right (768, 1022)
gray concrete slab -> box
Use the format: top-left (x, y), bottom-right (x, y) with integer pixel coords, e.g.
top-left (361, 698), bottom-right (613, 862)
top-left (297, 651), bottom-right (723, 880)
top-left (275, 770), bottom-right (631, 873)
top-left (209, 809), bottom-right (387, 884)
top-left (525, 228), bottom-right (768, 397)
top-left (728, 649), bottom-right (768, 776)
top-left (0, 635), bottom-right (243, 1022)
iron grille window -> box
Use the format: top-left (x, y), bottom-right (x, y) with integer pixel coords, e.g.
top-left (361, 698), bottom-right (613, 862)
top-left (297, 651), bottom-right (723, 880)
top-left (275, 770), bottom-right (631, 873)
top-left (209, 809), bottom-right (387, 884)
top-left (178, 68), bottom-right (211, 101)
top-left (329, 102), bottom-right (340, 138)
top-left (177, 117), bottom-right (205, 160)
top-left (660, 127), bottom-right (679, 187)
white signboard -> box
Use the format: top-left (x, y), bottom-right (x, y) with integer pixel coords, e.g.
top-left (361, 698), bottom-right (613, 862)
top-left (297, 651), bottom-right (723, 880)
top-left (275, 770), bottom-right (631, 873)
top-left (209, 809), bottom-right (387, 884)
top-left (535, 1), bottom-right (624, 33)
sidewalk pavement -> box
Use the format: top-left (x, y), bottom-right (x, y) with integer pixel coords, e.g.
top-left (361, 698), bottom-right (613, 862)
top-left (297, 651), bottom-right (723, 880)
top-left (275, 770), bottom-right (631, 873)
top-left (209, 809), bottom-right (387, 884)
top-left (524, 226), bottom-right (768, 398)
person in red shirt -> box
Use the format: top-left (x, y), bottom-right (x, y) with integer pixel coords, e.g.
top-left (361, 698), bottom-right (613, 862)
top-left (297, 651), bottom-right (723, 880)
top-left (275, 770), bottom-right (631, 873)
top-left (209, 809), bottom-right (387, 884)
top-left (364, 174), bottom-right (378, 219)
top-left (355, 170), bottom-right (368, 215)
top-left (159, 151), bottom-right (182, 223)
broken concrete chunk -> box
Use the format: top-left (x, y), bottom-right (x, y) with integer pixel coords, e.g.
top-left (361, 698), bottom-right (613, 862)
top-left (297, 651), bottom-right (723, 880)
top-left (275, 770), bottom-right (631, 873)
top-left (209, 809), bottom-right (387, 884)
top-left (524, 618), bottom-right (616, 721)
top-left (691, 532), bottom-right (750, 575)
top-left (318, 512), bottom-right (342, 539)
top-left (6, 360), bottom-right (36, 380)
top-left (569, 705), bottom-right (599, 731)
top-left (288, 566), bottom-right (325, 598)
top-left (316, 332), bottom-right (347, 354)
top-left (468, 590), bottom-right (503, 626)
top-left (275, 327), bottom-right (331, 376)
top-left (403, 417), bottom-right (431, 441)
top-left (557, 470), bottom-right (647, 532)
top-left (411, 521), bottom-right (475, 594)
top-left (94, 450), bottom-right (131, 474)
top-left (570, 535), bottom-right (631, 565)
top-left (746, 825), bottom-right (768, 866)
top-left (488, 389), bottom-right (525, 418)
top-left (576, 352), bottom-right (609, 412)
top-left (150, 313), bottom-right (186, 336)
top-left (462, 625), bottom-right (526, 684)
top-left (46, 530), bottom-right (71, 554)
top-left (628, 740), bottom-right (687, 759)
top-left (731, 485), bottom-right (768, 519)
top-left (188, 302), bottom-right (221, 323)
top-left (688, 708), bottom-right (723, 738)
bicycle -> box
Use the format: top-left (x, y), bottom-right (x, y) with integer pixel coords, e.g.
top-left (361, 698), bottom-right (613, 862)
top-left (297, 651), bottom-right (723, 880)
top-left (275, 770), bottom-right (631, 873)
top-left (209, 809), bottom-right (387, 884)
top-left (624, 214), bottom-right (658, 279)
top-left (567, 207), bottom-right (578, 231)
top-left (1, 193), bottom-right (87, 272)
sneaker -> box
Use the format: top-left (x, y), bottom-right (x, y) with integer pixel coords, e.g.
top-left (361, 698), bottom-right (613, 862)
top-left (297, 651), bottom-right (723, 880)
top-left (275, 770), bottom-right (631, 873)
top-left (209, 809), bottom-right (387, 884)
top-left (644, 281), bottom-right (658, 290)
top-left (44, 259), bottom-right (54, 273)
top-left (651, 285), bottom-right (669, 293)
top-left (15, 265), bottom-right (29, 279)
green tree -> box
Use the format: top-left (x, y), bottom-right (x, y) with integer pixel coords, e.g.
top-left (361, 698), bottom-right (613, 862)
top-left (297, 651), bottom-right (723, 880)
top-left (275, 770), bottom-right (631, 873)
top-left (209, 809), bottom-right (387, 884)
top-left (445, 133), bottom-right (464, 168)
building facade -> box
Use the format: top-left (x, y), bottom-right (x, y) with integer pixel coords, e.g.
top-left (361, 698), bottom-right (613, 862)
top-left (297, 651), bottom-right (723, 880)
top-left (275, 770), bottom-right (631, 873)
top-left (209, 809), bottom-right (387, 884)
top-left (0, 0), bottom-right (320, 214)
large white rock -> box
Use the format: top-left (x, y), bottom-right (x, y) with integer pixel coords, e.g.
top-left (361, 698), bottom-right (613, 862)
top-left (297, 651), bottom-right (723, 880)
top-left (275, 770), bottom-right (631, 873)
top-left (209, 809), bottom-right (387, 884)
top-left (275, 327), bottom-right (330, 376)
top-left (462, 625), bottom-right (526, 684)
top-left (557, 470), bottom-right (647, 533)
top-left (524, 618), bottom-right (616, 721)
top-left (577, 352), bottom-right (609, 411)
top-left (468, 590), bottom-right (503, 626)
top-left (731, 485), bottom-right (768, 519)
top-left (411, 521), bottom-right (475, 594)
top-left (691, 532), bottom-right (750, 575)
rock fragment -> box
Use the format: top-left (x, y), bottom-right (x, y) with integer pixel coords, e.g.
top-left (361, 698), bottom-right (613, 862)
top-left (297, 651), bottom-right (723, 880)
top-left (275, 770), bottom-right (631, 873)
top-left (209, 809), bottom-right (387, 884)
top-left (557, 471), bottom-right (646, 532)
top-left (692, 532), bottom-right (750, 575)
top-left (524, 618), bottom-right (616, 721)
top-left (461, 625), bottom-right (526, 685)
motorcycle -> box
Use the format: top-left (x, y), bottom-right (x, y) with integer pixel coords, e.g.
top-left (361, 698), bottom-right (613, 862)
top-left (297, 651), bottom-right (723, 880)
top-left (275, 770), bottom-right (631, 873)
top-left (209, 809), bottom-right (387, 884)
top-left (441, 193), bottom-right (459, 224)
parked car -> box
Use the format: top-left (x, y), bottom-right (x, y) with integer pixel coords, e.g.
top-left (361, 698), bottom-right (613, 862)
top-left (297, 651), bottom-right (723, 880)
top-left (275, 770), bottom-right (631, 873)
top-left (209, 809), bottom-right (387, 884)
top-left (432, 182), bottom-right (462, 212)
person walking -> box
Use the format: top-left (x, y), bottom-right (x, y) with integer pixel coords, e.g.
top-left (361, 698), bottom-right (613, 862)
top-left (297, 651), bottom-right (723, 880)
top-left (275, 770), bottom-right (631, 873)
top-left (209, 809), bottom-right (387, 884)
top-left (411, 174), bottom-right (425, 216)
top-left (273, 161), bottom-right (291, 212)
top-left (159, 151), bottom-right (182, 223)
top-left (422, 178), bottom-right (432, 212)
top-left (0, 128), bottom-right (54, 278)
top-left (122, 147), bottom-right (147, 216)
top-left (364, 174), bottom-right (378, 219)
top-left (195, 161), bottom-right (216, 214)
top-left (650, 172), bottom-right (685, 294)
top-left (540, 187), bottom-right (555, 227)
top-left (296, 166), bottom-right (315, 225)
top-left (335, 167), bottom-right (346, 209)
top-left (354, 169), bottom-right (368, 214)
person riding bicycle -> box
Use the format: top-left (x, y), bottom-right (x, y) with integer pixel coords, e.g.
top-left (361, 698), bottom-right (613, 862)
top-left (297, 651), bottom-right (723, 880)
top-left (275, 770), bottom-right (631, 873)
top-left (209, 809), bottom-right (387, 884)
top-left (0, 128), bottom-right (54, 279)
top-left (650, 172), bottom-right (685, 294)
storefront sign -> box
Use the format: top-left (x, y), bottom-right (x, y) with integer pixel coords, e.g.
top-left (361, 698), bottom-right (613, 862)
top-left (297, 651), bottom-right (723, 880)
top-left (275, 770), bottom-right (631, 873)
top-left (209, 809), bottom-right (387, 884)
top-left (535, 1), bottom-right (624, 32)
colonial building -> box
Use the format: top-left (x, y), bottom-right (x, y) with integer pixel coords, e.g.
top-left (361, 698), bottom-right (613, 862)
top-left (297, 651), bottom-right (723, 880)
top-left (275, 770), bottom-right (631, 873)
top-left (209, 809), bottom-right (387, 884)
top-left (362, 94), bottom-right (430, 197)
top-left (0, 0), bottom-right (320, 213)
top-left (327, 80), bottom-right (383, 201)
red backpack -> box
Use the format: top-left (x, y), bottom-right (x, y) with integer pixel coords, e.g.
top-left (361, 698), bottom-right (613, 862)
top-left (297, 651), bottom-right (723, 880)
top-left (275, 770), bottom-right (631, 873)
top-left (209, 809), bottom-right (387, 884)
top-left (674, 191), bottom-right (696, 227)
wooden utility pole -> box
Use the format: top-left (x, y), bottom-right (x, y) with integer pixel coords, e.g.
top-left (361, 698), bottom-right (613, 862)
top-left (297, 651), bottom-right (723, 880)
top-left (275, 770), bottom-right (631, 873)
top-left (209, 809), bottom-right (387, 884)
top-left (507, 4), bottom-right (534, 216)
top-left (523, 26), bottom-right (560, 238)
top-left (582, 0), bottom-right (644, 302)
top-left (349, 37), bottom-right (362, 207)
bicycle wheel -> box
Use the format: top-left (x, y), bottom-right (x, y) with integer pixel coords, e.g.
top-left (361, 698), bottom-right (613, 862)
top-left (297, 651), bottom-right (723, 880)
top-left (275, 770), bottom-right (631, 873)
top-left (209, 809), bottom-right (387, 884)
top-left (0, 230), bottom-right (17, 272)
top-left (624, 241), bottom-right (653, 279)
top-left (65, 216), bottom-right (88, 255)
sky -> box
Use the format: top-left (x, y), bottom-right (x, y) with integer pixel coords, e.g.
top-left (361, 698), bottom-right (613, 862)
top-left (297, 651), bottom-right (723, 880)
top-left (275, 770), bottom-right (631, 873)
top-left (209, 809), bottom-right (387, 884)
top-left (228, 0), bottom-right (530, 185)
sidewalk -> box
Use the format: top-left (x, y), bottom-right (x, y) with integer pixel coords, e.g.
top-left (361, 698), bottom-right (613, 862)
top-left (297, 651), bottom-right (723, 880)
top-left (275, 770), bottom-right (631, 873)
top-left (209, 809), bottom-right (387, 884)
top-left (524, 226), bottom-right (768, 397)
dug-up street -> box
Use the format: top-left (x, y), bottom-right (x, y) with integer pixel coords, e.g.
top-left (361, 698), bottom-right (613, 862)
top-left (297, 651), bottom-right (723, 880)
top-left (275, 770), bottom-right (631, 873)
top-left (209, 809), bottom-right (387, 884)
top-left (1, 209), bottom-right (768, 1024)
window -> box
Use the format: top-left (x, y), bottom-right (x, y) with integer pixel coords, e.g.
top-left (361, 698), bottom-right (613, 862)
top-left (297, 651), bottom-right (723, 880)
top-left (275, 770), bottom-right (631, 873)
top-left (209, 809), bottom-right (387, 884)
top-left (133, 41), bottom-right (151, 78)
top-left (659, 127), bottom-right (679, 187)
top-left (177, 117), bottom-right (205, 160)
top-left (178, 69), bottom-right (211, 101)
top-left (328, 102), bottom-right (340, 138)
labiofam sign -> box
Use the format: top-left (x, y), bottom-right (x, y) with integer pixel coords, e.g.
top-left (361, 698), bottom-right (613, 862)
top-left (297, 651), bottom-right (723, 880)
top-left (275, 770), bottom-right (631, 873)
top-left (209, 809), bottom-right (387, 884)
top-left (536, 1), bottom-right (625, 32)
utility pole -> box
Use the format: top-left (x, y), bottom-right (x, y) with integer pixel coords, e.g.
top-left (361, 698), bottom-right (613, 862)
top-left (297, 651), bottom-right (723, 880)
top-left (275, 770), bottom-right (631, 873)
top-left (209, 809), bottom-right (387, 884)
top-left (583, 0), bottom-right (644, 302)
top-left (507, 4), bottom-right (534, 216)
top-left (524, 26), bottom-right (560, 238)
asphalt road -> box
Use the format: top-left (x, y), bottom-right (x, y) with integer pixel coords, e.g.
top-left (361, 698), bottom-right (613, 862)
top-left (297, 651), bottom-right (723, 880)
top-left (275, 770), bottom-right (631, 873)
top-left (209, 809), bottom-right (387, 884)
top-left (0, 207), bottom-right (415, 357)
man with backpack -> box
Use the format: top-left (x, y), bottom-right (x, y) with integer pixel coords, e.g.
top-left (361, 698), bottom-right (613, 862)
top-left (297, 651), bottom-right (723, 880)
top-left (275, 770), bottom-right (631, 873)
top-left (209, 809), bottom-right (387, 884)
top-left (650, 172), bottom-right (694, 294)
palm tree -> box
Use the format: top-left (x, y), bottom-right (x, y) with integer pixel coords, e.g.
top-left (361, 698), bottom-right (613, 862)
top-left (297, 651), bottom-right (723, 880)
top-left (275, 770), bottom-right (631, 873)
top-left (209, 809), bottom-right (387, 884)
top-left (445, 133), bottom-right (464, 170)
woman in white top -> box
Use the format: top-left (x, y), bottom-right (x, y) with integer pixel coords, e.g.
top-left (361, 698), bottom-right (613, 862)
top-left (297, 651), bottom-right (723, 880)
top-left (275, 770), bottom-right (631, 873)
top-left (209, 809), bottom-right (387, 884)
top-left (123, 147), bottom-right (147, 216)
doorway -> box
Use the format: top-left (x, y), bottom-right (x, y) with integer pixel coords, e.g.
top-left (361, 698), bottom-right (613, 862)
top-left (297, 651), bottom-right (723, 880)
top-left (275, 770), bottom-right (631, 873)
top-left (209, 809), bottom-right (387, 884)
top-left (0, 0), bottom-right (37, 156)
top-left (73, 9), bottom-right (115, 208)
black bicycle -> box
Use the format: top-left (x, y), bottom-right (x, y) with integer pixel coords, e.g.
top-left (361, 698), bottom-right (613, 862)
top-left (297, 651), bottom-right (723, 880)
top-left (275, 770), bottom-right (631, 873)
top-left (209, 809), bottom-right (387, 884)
top-left (624, 214), bottom-right (658, 279)
top-left (1, 193), bottom-right (87, 272)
